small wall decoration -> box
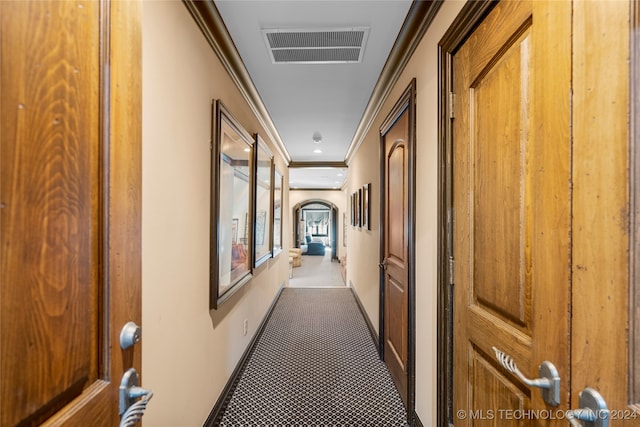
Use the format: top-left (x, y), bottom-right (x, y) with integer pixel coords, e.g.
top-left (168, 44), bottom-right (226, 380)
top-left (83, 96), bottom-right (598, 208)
top-left (362, 183), bottom-right (371, 230)
top-left (350, 193), bottom-right (355, 226)
top-left (357, 188), bottom-right (362, 228)
top-left (343, 212), bottom-right (347, 246)
top-left (358, 188), bottom-right (364, 228)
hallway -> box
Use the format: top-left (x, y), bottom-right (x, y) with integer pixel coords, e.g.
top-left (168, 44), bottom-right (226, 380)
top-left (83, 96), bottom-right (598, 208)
top-left (211, 288), bottom-right (407, 426)
top-left (3, 1), bottom-right (634, 425)
top-left (290, 248), bottom-right (345, 288)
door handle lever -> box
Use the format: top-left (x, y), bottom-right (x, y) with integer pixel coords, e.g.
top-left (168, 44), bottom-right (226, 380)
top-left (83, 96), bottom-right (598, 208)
top-left (492, 346), bottom-right (560, 406)
top-left (566, 388), bottom-right (609, 427)
top-left (379, 258), bottom-right (387, 270)
top-left (119, 368), bottom-right (153, 427)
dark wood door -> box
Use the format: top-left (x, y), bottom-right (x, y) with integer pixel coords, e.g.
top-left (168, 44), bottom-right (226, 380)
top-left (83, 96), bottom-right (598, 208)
top-left (452, 1), bottom-right (571, 425)
top-left (381, 83), bottom-right (415, 409)
top-left (0, 1), bottom-right (142, 425)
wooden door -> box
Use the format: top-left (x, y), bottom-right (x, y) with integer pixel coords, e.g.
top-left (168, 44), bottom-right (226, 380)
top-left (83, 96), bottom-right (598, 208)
top-left (452, 1), bottom-right (571, 425)
top-left (381, 82), bottom-right (415, 410)
top-left (0, 1), bottom-right (142, 426)
top-left (570, 1), bottom-right (638, 424)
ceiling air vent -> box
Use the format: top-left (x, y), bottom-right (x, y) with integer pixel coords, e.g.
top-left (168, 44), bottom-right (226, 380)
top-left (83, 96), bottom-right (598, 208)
top-left (262, 27), bottom-right (370, 64)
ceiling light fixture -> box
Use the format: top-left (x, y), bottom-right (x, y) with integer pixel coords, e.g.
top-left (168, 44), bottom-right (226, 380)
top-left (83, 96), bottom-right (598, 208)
top-left (313, 148), bottom-right (322, 154)
top-left (312, 132), bottom-right (322, 144)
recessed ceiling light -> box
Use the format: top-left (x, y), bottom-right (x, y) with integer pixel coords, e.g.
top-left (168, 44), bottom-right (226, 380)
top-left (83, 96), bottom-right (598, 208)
top-left (337, 173), bottom-right (343, 177)
top-left (313, 148), bottom-right (322, 154)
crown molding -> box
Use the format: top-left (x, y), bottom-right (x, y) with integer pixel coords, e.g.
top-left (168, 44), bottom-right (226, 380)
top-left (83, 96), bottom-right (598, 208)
top-left (289, 188), bottom-right (344, 192)
top-left (345, 0), bottom-right (443, 165)
top-left (183, 0), bottom-right (291, 165)
top-left (289, 161), bottom-right (348, 169)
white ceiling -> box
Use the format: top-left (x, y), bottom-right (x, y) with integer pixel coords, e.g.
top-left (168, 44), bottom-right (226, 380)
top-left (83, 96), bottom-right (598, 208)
top-left (289, 167), bottom-right (347, 190)
top-left (213, 0), bottom-right (412, 188)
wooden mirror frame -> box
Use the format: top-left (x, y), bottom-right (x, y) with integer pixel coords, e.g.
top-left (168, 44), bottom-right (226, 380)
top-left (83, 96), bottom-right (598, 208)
top-left (210, 100), bottom-right (254, 309)
top-left (253, 135), bottom-right (273, 268)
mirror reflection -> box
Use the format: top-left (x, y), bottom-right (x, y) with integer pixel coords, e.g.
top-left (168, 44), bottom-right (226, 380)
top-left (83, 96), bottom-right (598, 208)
top-left (213, 101), bottom-right (253, 307)
top-left (273, 169), bottom-right (283, 255)
top-left (253, 137), bottom-right (273, 267)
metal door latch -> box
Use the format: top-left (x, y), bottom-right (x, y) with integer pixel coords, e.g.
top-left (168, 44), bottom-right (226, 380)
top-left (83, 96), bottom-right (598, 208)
top-left (120, 321), bottom-right (141, 350)
top-left (567, 388), bottom-right (609, 427)
top-left (492, 346), bottom-right (561, 406)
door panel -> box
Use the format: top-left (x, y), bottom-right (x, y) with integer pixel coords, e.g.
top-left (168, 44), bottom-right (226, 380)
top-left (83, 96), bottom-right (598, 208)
top-left (471, 348), bottom-right (527, 427)
top-left (472, 30), bottom-right (531, 330)
top-left (388, 143), bottom-right (406, 262)
top-left (0, 1), bottom-right (142, 425)
top-left (1, 3), bottom-right (101, 424)
top-left (453, 1), bottom-right (571, 424)
top-left (386, 277), bottom-right (406, 366)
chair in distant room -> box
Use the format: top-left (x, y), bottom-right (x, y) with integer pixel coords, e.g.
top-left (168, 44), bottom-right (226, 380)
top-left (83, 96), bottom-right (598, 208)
top-left (305, 234), bottom-right (326, 256)
top-left (289, 247), bottom-right (302, 267)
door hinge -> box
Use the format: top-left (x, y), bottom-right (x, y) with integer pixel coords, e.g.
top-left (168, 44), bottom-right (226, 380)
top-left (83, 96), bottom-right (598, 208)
top-left (448, 256), bottom-right (455, 285)
top-left (449, 92), bottom-right (456, 119)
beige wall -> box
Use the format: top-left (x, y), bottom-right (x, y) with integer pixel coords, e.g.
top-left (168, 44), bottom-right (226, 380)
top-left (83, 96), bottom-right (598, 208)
top-left (141, 2), bottom-right (290, 425)
top-left (346, 1), bottom-right (465, 424)
top-left (289, 189), bottom-right (347, 259)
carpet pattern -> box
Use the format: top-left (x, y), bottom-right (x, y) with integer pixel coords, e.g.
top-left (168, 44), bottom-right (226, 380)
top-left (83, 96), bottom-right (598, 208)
top-left (217, 288), bottom-right (408, 426)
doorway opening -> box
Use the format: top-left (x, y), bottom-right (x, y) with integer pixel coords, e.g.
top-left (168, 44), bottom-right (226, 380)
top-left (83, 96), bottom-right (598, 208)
top-left (290, 199), bottom-right (344, 287)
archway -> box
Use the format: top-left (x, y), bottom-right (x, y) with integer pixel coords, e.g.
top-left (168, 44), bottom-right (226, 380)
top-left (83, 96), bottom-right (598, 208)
top-left (292, 199), bottom-right (338, 261)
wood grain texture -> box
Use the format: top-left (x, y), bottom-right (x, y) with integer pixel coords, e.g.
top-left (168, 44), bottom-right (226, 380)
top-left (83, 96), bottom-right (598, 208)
top-left (107, 0), bottom-right (143, 423)
top-left (453, 2), bottom-right (572, 425)
top-left (473, 30), bottom-right (531, 329)
top-left (1, 2), bottom-right (101, 425)
top-left (1, 0), bottom-right (142, 425)
top-left (528, 0), bottom-right (571, 415)
top-left (631, 0), bottom-right (640, 413)
top-left (571, 0), bottom-right (631, 419)
top-left (471, 347), bottom-right (528, 427)
top-left (47, 1), bottom-right (142, 424)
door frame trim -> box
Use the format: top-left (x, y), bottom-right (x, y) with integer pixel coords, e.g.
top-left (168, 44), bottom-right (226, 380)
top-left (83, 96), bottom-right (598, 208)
top-left (629, 0), bottom-right (640, 407)
top-left (436, 2), bottom-right (498, 426)
top-left (379, 78), bottom-right (416, 424)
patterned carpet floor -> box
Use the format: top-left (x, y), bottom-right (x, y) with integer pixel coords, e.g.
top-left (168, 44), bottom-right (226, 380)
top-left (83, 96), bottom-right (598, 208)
top-left (216, 288), bottom-right (408, 426)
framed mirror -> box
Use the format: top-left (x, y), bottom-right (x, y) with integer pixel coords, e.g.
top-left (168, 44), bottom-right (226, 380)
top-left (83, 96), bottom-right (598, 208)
top-left (253, 135), bottom-right (273, 268)
top-left (272, 168), bottom-right (283, 256)
top-left (210, 100), bottom-right (253, 309)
